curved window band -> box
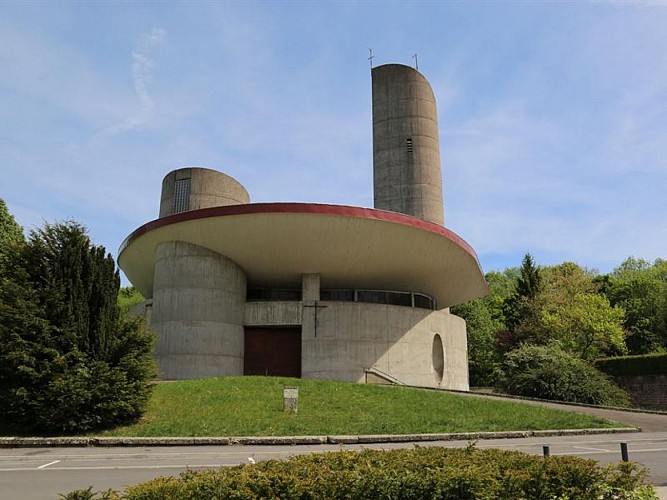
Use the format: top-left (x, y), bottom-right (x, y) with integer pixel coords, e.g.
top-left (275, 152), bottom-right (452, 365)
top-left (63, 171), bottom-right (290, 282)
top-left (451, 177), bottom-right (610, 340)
top-left (247, 287), bottom-right (436, 310)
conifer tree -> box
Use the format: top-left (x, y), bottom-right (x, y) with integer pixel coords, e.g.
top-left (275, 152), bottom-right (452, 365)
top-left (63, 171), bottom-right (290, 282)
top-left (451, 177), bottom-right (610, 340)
top-left (24, 222), bottom-right (121, 358)
top-left (516, 253), bottom-right (541, 300)
top-left (0, 203), bottom-right (155, 434)
top-left (503, 253), bottom-right (543, 333)
top-left (0, 199), bottom-right (25, 277)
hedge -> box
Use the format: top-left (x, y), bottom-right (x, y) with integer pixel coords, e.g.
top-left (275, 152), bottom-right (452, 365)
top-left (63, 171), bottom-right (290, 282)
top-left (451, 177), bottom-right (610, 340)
top-left (62, 446), bottom-right (656, 499)
top-left (596, 353), bottom-right (667, 377)
top-left (497, 344), bottom-right (631, 407)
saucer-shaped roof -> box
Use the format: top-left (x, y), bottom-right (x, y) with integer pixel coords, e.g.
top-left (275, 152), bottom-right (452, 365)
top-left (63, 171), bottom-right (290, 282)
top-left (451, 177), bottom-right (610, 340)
top-left (118, 203), bottom-right (488, 308)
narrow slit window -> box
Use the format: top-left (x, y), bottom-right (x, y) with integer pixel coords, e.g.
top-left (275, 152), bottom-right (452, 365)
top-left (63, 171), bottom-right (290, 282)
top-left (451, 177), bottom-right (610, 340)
top-left (173, 178), bottom-right (191, 214)
top-left (406, 137), bottom-right (413, 155)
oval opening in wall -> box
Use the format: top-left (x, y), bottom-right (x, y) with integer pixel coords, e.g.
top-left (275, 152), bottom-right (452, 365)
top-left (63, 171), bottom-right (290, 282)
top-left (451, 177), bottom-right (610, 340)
top-left (432, 333), bottom-right (444, 384)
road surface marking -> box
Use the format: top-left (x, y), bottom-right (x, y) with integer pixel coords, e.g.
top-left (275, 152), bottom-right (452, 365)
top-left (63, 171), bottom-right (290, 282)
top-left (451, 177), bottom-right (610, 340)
top-left (37, 460), bottom-right (60, 469)
top-left (0, 464), bottom-right (233, 473)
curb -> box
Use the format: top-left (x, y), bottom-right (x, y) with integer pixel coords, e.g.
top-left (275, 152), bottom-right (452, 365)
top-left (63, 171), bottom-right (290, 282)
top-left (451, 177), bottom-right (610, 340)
top-left (0, 427), bottom-right (639, 448)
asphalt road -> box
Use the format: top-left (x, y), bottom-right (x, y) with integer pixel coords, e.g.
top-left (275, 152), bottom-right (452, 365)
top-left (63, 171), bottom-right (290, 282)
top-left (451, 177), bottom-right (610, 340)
top-left (1, 431), bottom-right (666, 500)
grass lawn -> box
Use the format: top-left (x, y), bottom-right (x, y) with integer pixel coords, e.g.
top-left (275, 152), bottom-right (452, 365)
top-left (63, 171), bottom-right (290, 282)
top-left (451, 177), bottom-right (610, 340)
top-left (100, 376), bottom-right (627, 437)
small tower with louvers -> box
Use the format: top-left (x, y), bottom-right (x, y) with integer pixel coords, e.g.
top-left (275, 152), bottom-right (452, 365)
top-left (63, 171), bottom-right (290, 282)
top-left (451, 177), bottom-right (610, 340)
top-left (372, 64), bottom-right (445, 226)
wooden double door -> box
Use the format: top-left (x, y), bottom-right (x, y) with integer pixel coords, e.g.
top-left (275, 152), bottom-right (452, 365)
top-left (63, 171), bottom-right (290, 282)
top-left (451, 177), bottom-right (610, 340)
top-left (243, 327), bottom-right (302, 378)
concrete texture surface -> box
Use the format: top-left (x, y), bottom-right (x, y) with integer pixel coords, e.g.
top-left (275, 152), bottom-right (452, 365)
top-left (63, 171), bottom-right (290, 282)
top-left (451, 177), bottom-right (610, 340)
top-left (152, 241), bottom-right (246, 379)
top-left (301, 300), bottom-right (469, 390)
top-left (118, 204), bottom-right (487, 308)
top-left (372, 63), bottom-right (444, 226)
top-left (159, 166), bottom-right (250, 218)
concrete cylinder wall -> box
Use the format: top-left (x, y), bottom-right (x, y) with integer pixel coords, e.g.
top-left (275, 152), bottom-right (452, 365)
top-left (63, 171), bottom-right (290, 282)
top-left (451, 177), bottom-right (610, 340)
top-left (372, 64), bottom-right (445, 226)
top-left (151, 241), bottom-right (247, 379)
top-left (159, 167), bottom-right (250, 218)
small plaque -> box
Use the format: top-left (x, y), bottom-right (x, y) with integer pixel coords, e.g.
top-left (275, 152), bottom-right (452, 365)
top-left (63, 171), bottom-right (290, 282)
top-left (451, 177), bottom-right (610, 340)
top-left (283, 386), bottom-right (298, 413)
top-left (284, 387), bottom-right (298, 399)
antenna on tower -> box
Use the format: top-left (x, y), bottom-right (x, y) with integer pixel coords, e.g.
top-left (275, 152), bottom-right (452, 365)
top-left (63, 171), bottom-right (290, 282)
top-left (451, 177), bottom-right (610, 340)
top-left (412, 53), bottom-right (419, 70)
top-left (368, 48), bottom-right (375, 69)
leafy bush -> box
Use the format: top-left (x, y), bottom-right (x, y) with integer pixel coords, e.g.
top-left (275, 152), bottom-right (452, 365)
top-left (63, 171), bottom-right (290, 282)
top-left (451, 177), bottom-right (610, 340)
top-left (497, 343), bottom-right (632, 407)
top-left (596, 353), bottom-right (667, 377)
top-left (61, 446), bottom-right (656, 499)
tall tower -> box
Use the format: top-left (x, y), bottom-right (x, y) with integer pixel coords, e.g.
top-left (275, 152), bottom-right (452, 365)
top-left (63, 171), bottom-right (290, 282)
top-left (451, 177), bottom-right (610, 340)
top-left (372, 64), bottom-right (445, 226)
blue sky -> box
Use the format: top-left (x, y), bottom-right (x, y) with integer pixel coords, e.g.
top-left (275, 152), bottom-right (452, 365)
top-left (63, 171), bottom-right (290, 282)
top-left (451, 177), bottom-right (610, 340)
top-left (2, 1), bottom-right (666, 284)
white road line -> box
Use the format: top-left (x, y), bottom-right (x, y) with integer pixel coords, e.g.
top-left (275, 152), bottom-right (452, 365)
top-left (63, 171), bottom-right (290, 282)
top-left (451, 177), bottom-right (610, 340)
top-left (574, 446), bottom-right (611, 452)
top-left (0, 450), bottom-right (315, 461)
top-left (36, 460), bottom-right (60, 469)
top-left (0, 464), bottom-right (234, 473)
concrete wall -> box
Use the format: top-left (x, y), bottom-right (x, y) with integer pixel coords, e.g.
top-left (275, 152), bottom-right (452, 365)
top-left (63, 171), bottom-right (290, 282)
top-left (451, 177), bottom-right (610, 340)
top-left (128, 299), bottom-right (152, 325)
top-left (372, 64), bottom-right (445, 226)
top-left (242, 296), bottom-right (468, 390)
top-left (244, 301), bottom-right (302, 326)
top-left (148, 261), bottom-right (469, 388)
top-left (159, 167), bottom-right (250, 218)
top-left (301, 301), bottom-right (469, 390)
top-left (152, 241), bottom-right (247, 379)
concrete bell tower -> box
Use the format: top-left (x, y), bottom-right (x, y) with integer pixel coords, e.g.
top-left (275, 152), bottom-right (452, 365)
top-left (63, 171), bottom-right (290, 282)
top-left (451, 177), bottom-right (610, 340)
top-left (372, 64), bottom-right (445, 226)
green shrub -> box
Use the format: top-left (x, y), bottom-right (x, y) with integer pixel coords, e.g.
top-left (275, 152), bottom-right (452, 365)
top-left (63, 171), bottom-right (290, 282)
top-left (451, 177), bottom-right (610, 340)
top-left (1, 318), bottom-right (156, 435)
top-left (0, 220), bottom-right (156, 435)
top-left (62, 447), bottom-right (656, 499)
top-left (497, 343), bottom-right (632, 407)
top-left (596, 353), bottom-right (667, 377)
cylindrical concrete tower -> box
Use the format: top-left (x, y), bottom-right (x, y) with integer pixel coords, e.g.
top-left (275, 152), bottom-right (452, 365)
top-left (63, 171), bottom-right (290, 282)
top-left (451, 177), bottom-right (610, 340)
top-left (151, 241), bottom-right (247, 379)
top-left (159, 166), bottom-right (250, 218)
top-left (372, 64), bottom-right (445, 226)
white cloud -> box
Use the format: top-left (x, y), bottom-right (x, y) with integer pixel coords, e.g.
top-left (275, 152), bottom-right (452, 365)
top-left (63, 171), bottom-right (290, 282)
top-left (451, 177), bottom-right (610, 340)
top-left (93, 28), bottom-right (166, 141)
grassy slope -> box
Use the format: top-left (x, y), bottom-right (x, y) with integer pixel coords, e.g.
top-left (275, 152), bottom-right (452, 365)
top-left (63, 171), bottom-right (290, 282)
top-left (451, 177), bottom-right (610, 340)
top-left (101, 377), bottom-right (625, 437)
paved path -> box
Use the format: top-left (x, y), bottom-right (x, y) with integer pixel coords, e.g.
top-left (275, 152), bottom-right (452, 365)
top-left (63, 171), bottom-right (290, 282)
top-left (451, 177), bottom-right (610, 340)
top-left (460, 391), bottom-right (667, 431)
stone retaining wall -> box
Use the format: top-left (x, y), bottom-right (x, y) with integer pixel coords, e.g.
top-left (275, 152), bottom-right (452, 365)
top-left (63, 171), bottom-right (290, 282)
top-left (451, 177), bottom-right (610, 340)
top-left (613, 374), bottom-right (667, 410)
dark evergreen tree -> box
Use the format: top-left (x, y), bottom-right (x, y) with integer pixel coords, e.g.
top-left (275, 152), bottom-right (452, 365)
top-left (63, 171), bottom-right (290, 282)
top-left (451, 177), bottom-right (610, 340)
top-left (503, 253), bottom-right (542, 334)
top-left (0, 212), bottom-right (155, 435)
top-left (0, 199), bottom-right (25, 277)
top-left (516, 253), bottom-right (541, 299)
top-left (0, 242), bottom-right (57, 432)
top-left (24, 222), bottom-right (121, 358)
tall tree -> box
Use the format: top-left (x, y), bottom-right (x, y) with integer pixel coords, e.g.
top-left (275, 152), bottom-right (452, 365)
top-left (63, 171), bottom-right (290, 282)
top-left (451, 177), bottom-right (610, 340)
top-left (453, 269), bottom-right (517, 385)
top-left (0, 216), bottom-right (155, 434)
top-left (503, 253), bottom-right (543, 334)
top-left (540, 292), bottom-right (626, 359)
top-left (24, 222), bottom-right (121, 358)
top-left (0, 199), bottom-right (24, 277)
top-left (602, 257), bottom-right (667, 354)
top-left (513, 262), bottom-right (627, 357)
top-left (516, 253), bottom-right (541, 300)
